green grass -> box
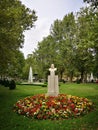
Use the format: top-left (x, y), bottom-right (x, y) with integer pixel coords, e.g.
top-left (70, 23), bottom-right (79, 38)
top-left (0, 83), bottom-right (98, 130)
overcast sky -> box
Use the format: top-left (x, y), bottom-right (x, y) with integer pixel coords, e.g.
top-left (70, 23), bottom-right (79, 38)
top-left (20, 0), bottom-right (86, 58)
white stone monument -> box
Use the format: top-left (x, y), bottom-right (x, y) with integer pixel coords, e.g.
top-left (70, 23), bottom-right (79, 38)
top-left (47, 64), bottom-right (59, 96)
top-left (90, 73), bottom-right (94, 82)
top-left (28, 66), bottom-right (33, 83)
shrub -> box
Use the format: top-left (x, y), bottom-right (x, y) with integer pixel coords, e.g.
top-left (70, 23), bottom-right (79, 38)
top-left (9, 80), bottom-right (16, 90)
top-left (4, 80), bottom-right (10, 87)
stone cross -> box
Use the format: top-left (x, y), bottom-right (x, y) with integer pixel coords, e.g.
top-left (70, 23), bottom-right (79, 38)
top-left (47, 64), bottom-right (59, 96)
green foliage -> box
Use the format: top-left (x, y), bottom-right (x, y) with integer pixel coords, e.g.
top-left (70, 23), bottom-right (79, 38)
top-left (22, 54), bottom-right (38, 79)
top-left (7, 50), bottom-right (25, 78)
top-left (30, 5), bottom-right (98, 82)
top-left (9, 80), bottom-right (16, 90)
top-left (84, 0), bottom-right (98, 8)
top-left (0, 0), bottom-right (37, 76)
top-left (0, 79), bottom-right (10, 87)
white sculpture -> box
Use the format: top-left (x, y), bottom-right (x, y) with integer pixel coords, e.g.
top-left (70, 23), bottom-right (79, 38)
top-left (90, 73), bottom-right (94, 82)
top-left (47, 64), bottom-right (59, 96)
top-left (49, 64), bottom-right (57, 77)
top-left (28, 66), bottom-right (33, 83)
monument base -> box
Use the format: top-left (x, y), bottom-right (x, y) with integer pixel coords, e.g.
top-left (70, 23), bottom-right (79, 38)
top-left (46, 92), bottom-right (59, 97)
top-left (47, 75), bottom-right (59, 96)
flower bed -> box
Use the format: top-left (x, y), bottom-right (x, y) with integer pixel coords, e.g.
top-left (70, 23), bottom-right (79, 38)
top-left (13, 94), bottom-right (94, 120)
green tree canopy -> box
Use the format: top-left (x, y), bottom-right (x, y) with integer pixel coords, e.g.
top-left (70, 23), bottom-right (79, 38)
top-left (84, 0), bottom-right (98, 8)
top-left (0, 0), bottom-right (37, 76)
top-left (25, 1), bottom-right (98, 82)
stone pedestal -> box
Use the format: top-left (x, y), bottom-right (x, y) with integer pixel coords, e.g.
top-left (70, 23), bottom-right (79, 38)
top-left (47, 75), bottom-right (59, 96)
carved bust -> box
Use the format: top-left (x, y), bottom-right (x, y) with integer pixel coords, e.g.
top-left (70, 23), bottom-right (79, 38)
top-left (49, 64), bottom-right (57, 76)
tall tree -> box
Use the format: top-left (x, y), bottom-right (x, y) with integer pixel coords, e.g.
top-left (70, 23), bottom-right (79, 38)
top-left (75, 7), bottom-right (95, 82)
top-left (50, 19), bottom-right (66, 79)
top-left (61, 13), bottom-right (77, 81)
top-left (7, 50), bottom-right (25, 78)
top-left (50, 13), bottom-right (77, 80)
top-left (32, 6), bottom-right (97, 82)
top-left (0, 0), bottom-right (37, 76)
top-left (34, 35), bottom-right (59, 79)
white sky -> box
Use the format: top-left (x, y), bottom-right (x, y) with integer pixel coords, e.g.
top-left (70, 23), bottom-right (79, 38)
top-left (20, 0), bottom-right (86, 58)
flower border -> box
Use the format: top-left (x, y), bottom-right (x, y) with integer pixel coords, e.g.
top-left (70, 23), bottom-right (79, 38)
top-left (13, 94), bottom-right (94, 120)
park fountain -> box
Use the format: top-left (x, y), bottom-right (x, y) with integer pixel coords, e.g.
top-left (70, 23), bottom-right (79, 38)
top-left (28, 66), bottom-right (33, 83)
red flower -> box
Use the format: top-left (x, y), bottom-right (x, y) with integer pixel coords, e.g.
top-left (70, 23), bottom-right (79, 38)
top-left (13, 94), bottom-right (94, 120)
top-left (70, 103), bottom-right (75, 110)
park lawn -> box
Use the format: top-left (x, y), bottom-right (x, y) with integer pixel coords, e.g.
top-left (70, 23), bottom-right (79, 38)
top-left (0, 83), bottom-right (98, 130)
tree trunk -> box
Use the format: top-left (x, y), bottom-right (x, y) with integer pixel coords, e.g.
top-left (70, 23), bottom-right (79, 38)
top-left (69, 71), bottom-right (73, 82)
top-left (81, 71), bottom-right (84, 83)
